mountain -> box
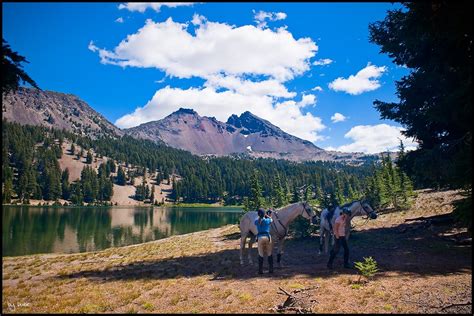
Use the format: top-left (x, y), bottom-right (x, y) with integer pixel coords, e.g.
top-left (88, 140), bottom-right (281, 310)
top-left (2, 88), bottom-right (379, 163)
top-left (124, 108), bottom-right (372, 162)
top-left (2, 87), bottom-right (123, 138)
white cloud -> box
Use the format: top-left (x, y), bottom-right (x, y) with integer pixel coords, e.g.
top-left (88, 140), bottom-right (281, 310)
top-left (89, 17), bottom-right (317, 82)
top-left (313, 58), bottom-right (333, 66)
top-left (191, 13), bottom-right (206, 26)
top-left (326, 124), bottom-right (418, 154)
top-left (118, 2), bottom-right (194, 13)
top-left (311, 86), bottom-right (323, 92)
top-left (328, 62), bottom-right (387, 95)
top-left (331, 113), bottom-right (346, 123)
top-left (204, 74), bottom-right (296, 98)
top-left (115, 17), bottom-right (124, 23)
top-left (115, 86), bottom-right (326, 142)
top-left (253, 10), bottom-right (287, 28)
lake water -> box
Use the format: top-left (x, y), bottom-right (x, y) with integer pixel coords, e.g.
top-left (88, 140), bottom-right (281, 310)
top-left (2, 206), bottom-right (243, 257)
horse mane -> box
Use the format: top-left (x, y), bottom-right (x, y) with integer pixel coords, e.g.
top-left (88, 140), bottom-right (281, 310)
top-left (340, 200), bottom-right (359, 209)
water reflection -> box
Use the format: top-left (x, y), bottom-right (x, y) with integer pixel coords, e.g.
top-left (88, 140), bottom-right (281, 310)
top-left (2, 206), bottom-right (242, 257)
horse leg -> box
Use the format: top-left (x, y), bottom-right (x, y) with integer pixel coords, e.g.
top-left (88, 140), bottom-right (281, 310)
top-left (324, 231), bottom-right (330, 254)
top-left (248, 236), bottom-right (255, 265)
top-left (276, 238), bottom-right (285, 268)
top-left (318, 228), bottom-right (324, 255)
top-left (240, 234), bottom-right (246, 266)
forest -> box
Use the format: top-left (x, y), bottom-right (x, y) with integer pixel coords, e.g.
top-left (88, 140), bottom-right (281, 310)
top-left (2, 119), bottom-right (414, 211)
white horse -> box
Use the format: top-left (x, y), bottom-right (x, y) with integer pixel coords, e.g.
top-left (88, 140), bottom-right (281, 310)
top-left (239, 202), bottom-right (318, 266)
top-left (318, 200), bottom-right (377, 254)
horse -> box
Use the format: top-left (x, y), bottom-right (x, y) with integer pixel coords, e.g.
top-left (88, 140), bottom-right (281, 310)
top-left (318, 200), bottom-right (377, 254)
top-left (239, 201), bottom-right (318, 267)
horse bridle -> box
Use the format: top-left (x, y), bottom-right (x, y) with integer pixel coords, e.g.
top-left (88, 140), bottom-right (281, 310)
top-left (359, 200), bottom-right (376, 219)
top-left (272, 202), bottom-right (313, 239)
top-left (301, 201), bottom-right (313, 218)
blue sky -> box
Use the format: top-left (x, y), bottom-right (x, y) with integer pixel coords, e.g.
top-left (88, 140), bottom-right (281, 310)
top-left (2, 2), bottom-right (417, 154)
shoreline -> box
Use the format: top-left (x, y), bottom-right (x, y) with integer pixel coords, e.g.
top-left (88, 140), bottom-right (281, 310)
top-left (2, 203), bottom-right (243, 209)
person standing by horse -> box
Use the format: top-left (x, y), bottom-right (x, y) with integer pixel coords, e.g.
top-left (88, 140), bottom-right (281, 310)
top-left (327, 208), bottom-right (352, 269)
top-left (255, 208), bottom-right (274, 274)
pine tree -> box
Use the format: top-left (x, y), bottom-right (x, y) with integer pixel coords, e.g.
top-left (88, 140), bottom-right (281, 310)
top-left (116, 166), bottom-right (126, 185)
top-left (271, 173), bottom-right (286, 207)
top-left (3, 177), bottom-right (13, 203)
top-left (150, 184), bottom-right (155, 205)
top-left (86, 151), bottom-right (93, 164)
top-left (249, 170), bottom-right (264, 211)
top-left (61, 168), bottom-right (70, 200)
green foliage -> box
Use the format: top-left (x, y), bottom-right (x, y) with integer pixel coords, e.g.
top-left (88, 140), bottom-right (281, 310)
top-left (364, 152), bottom-right (414, 211)
top-left (2, 39), bottom-right (39, 94)
top-left (369, 1), bottom-right (471, 220)
top-left (116, 166), bottom-right (126, 185)
top-left (86, 151), bottom-right (93, 164)
top-left (248, 169), bottom-right (264, 211)
top-left (354, 256), bottom-right (379, 282)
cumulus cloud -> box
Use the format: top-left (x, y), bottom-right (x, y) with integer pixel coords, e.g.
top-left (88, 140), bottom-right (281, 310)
top-left (313, 58), bottom-right (333, 66)
top-left (118, 2), bottom-right (194, 13)
top-left (331, 112), bottom-right (346, 123)
top-left (115, 17), bottom-right (124, 23)
top-left (115, 87), bottom-right (326, 142)
top-left (311, 86), bottom-right (323, 92)
top-left (325, 124), bottom-right (418, 154)
top-left (92, 14), bottom-right (325, 142)
top-left (204, 74), bottom-right (296, 98)
top-left (89, 17), bottom-right (317, 81)
top-left (253, 10), bottom-right (287, 28)
top-left (328, 62), bottom-right (387, 95)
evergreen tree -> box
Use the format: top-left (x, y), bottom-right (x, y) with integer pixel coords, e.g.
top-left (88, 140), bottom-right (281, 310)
top-left (70, 182), bottom-right (83, 205)
top-left (150, 184), bottom-right (155, 205)
top-left (369, 1), bottom-right (471, 220)
top-left (86, 151), bottom-right (93, 164)
top-left (249, 170), bottom-right (264, 211)
top-left (271, 173), bottom-right (286, 207)
top-left (81, 166), bottom-right (98, 203)
top-left (2, 39), bottom-right (40, 94)
top-left (61, 168), bottom-right (70, 200)
top-left (70, 143), bottom-right (75, 155)
top-left (116, 166), bottom-right (126, 185)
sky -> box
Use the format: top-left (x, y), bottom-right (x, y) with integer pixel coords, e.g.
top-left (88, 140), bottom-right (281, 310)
top-left (2, 2), bottom-right (419, 154)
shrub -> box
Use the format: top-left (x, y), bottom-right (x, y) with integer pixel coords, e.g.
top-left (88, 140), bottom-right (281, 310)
top-left (354, 256), bottom-right (378, 283)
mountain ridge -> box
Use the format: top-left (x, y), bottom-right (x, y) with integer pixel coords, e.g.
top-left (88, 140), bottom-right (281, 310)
top-left (3, 88), bottom-right (379, 163)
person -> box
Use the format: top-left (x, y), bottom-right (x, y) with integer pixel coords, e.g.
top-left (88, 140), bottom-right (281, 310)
top-left (255, 208), bottom-right (274, 274)
top-left (327, 207), bottom-right (352, 269)
top-left (325, 193), bottom-right (339, 232)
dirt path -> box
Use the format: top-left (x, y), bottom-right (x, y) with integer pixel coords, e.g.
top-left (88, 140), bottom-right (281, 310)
top-left (2, 189), bottom-right (471, 313)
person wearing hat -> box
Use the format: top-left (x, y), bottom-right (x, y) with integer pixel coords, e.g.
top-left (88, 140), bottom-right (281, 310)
top-left (327, 207), bottom-right (352, 269)
top-left (255, 208), bottom-right (274, 274)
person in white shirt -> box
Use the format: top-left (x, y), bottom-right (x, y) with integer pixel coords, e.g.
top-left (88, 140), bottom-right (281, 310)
top-left (327, 208), bottom-right (352, 269)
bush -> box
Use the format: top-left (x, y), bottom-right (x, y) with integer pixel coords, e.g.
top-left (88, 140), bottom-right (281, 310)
top-left (354, 256), bottom-right (378, 283)
top-left (289, 216), bottom-right (318, 239)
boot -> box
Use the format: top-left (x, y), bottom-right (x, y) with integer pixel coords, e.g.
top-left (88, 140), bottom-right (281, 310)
top-left (268, 255), bottom-right (274, 273)
top-left (258, 256), bottom-right (264, 274)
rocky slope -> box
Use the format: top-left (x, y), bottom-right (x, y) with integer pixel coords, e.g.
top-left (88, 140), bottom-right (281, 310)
top-left (2, 87), bottom-right (123, 139)
top-left (124, 108), bottom-right (373, 162)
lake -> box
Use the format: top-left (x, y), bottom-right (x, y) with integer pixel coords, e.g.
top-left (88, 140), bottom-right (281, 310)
top-left (2, 206), bottom-right (243, 257)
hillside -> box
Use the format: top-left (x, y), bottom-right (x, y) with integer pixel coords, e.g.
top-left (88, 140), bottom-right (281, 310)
top-left (2, 88), bottom-right (123, 139)
top-left (2, 189), bottom-right (471, 313)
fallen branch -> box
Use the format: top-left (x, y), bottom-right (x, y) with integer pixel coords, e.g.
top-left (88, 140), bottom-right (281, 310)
top-left (440, 301), bottom-right (472, 311)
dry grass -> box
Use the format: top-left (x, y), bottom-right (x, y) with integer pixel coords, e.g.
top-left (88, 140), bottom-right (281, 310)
top-left (2, 189), bottom-right (471, 314)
